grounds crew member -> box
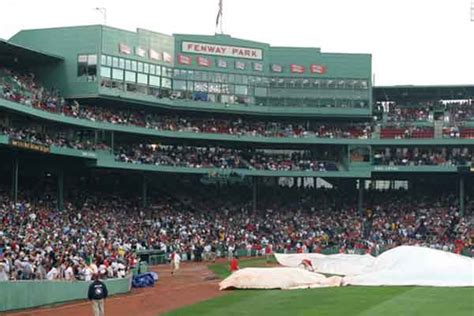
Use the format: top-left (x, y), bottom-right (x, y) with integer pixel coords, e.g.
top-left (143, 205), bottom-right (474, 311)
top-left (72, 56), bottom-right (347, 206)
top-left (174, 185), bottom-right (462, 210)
top-left (88, 274), bottom-right (109, 316)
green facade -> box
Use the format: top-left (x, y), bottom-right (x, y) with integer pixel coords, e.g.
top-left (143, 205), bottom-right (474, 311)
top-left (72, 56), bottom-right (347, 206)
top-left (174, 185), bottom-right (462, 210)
top-left (8, 25), bottom-right (372, 116)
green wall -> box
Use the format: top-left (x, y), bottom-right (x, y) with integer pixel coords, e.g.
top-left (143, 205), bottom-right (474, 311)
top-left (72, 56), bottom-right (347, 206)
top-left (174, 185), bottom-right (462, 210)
top-left (9, 25), bottom-right (102, 97)
top-left (0, 276), bottom-right (131, 312)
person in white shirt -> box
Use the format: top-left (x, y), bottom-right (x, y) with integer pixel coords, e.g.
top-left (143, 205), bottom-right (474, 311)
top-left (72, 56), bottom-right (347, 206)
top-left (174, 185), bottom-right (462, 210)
top-left (64, 263), bottom-right (75, 281)
top-left (0, 262), bottom-right (9, 281)
top-left (46, 265), bottom-right (59, 280)
top-left (170, 251), bottom-right (181, 276)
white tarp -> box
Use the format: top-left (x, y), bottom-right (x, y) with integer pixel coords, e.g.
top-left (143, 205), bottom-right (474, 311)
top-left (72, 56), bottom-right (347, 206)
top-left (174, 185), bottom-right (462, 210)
top-left (277, 246), bottom-right (474, 287)
top-left (219, 267), bottom-right (342, 290)
top-left (344, 246), bottom-right (474, 287)
top-left (275, 252), bottom-right (376, 276)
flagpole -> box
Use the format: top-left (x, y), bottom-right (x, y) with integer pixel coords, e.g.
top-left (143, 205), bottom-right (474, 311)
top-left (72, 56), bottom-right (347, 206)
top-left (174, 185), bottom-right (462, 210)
top-left (220, 0), bottom-right (224, 34)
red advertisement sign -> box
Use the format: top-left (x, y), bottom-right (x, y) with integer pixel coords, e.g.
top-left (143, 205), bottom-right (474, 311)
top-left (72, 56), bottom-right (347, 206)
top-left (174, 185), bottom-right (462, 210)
top-left (310, 64), bottom-right (326, 74)
top-left (290, 64), bottom-right (305, 73)
top-left (118, 43), bottom-right (131, 55)
top-left (178, 54), bottom-right (192, 65)
top-left (197, 56), bottom-right (211, 67)
top-left (149, 49), bottom-right (161, 61)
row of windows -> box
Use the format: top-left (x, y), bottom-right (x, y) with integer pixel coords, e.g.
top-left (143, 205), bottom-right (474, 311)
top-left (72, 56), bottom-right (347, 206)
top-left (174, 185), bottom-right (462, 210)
top-left (100, 67), bottom-right (371, 98)
top-left (100, 54), bottom-right (369, 89)
top-left (101, 55), bottom-right (173, 77)
top-left (100, 67), bottom-right (172, 88)
top-left (173, 69), bottom-right (369, 89)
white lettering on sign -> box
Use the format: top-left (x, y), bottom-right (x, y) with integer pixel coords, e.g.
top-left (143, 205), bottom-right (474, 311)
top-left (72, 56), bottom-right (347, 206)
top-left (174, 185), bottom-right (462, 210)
top-left (182, 41), bottom-right (262, 60)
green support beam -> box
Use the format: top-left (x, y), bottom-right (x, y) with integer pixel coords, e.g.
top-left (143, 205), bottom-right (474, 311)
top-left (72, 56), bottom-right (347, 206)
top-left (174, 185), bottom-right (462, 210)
top-left (12, 157), bottom-right (19, 204)
top-left (459, 176), bottom-right (465, 216)
top-left (358, 179), bottom-right (364, 215)
top-left (142, 173), bottom-right (148, 208)
top-left (57, 169), bottom-right (64, 211)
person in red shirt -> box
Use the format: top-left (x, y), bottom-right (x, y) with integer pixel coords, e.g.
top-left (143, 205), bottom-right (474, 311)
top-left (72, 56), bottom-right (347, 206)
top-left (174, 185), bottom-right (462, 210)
top-left (229, 256), bottom-right (239, 273)
top-left (265, 244), bottom-right (273, 264)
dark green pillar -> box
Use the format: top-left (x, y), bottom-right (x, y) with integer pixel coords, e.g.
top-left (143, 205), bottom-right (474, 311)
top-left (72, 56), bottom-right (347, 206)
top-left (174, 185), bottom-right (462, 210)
top-left (253, 176), bottom-right (258, 213)
top-left (459, 176), bottom-right (465, 216)
top-left (142, 173), bottom-right (148, 208)
top-left (12, 157), bottom-right (19, 204)
top-left (57, 169), bottom-right (64, 211)
top-left (358, 179), bottom-right (364, 215)
top-left (110, 131), bottom-right (115, 153)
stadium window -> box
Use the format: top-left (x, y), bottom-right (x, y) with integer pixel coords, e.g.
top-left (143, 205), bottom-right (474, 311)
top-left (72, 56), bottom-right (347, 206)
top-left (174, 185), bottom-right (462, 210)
top-left (228, 74), bottom-right (235, 83)
top-left (209, 83), bottom-right (221, 93)
top-left (112, 69), bottom-right (124, 81)
top-left (112, 57), bottom-right (119, 68)
top-left (161, 77), bottom-right (172, 88)
top-left (125, 60), bottom-right (131, 70)
top-left (78, 54), bottom-right (97, 79)
top-left (106, 56), bottom-right (113, 67)
top-left (131, 61), bottom-right (137, 72)
top-left (242, 75), bottom-right (248, 84)
top-left (162, 67), bottom-right (173, 77)
top-left (173, 69), bottom-right (180, 78)
top-left (118, 58), bottom-right (125, 69)
top-left (144, 63), bottom-right (149, 74)
top-left (100, 66), bottom-right (111, 78)
top-left (149, 75), bottom-right (160, 87)
top-left (201, 72), bottom-right (209, 81)
top-left (101, 55), bottom-right (107, 66)
top-left (155, 65), bottom-right (162, 76)
top-left (174, 80), bottom-right (186, 91)
top-left (235, 85), bottom-right (248, 95)
top-left (255, 87), bottom-right (267, 97)
top-left (194, 81), bottom-right (208, 92)
top-left (187, 70), bottom-right (194, 80)
top-left (186, 81), bottom-right (194, 91)
top-left (149, 64), bottom-right (156, 75)
top-left (125, 71), bottom-right (136, 83)
top-left (77, 55), bottom-right (88, 77)
top-left (137, 62), bottom-right (144, 73)
top-left (221, 74), bottom-right (229, 83)
top-left (137, 73), bottom-right (148, 85)
top-left (193, 71), bottom-right (202, 81)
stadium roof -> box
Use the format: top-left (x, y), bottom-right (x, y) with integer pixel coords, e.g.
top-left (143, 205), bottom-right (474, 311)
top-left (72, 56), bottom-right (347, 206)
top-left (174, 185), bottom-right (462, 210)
top-left (0, 39), bottom-right (63, 67)
top-left (373, 85), bottom-right (474, 102)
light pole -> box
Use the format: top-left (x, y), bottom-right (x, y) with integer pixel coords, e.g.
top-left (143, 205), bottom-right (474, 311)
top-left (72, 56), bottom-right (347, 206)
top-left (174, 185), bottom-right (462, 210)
top-left (95, 7), bottom-right (107, 25)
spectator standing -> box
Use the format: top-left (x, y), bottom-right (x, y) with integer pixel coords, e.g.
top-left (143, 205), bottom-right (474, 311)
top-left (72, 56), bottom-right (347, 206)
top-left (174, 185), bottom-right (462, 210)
top-left (88, 274), bottom-right (108, 316)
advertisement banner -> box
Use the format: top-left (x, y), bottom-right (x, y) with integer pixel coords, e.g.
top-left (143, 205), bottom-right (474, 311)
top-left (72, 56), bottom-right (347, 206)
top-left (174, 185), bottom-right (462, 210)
top-left (118, 43), bottom-right (131, 55)
top-left (10, 139), bottom-right (49, 153)
top-left (253, 62), bottom-right (263, 71)
top-left (182, 41), bottom-right (263, 60)
top-left (290, 64), bottom-right (305, 73)
top-left (149, 49), bottom-right (161, 61)
top-left (235, 61), bottom-right (246, 70)
top-left (163, 52), bottom-right (173, 63)
top-left (310, 64), bottom-right (326, 74)
top-left (197, 56), bottom-right (211, 67)
top-left (271, 64), bottom-right (282, 73)
top-left (217, 59), bottom-right (228, 68)
top-left (178, 54), bottom-right (192, 65)
top-left (135, 47), bottom-right (146, 58)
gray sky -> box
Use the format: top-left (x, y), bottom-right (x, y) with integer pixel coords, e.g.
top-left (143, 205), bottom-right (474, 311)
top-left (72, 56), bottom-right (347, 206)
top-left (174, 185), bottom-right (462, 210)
top-left (2, 0), bottom-right (473, 85)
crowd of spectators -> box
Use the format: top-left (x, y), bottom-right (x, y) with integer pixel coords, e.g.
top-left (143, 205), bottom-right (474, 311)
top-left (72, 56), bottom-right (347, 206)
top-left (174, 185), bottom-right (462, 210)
top-left (116, 144), bottom-right (339, 172)
top-left (1, 185), bottom-right (471, 282)
top-left (0, 125), bottom-right (108, 151)
top-left (373, 147), bottom-right (473, 166)
top-left (447, 102), bottom-right (474, 122)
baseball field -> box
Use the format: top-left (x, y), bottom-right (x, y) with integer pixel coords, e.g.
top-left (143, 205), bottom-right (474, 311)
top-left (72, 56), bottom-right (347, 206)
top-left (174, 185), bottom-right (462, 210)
top-left (165, 257), bottom-right (474, 316)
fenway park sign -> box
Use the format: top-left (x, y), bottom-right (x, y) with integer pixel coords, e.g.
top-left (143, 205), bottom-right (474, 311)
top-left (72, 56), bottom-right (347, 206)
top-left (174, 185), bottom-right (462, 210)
top-left (182, 41), bottom-right (263, 60)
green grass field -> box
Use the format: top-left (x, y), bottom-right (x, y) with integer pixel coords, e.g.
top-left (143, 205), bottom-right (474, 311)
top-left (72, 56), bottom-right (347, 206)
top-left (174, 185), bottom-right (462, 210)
top-left (165, 257), bottom-right (474, 316)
